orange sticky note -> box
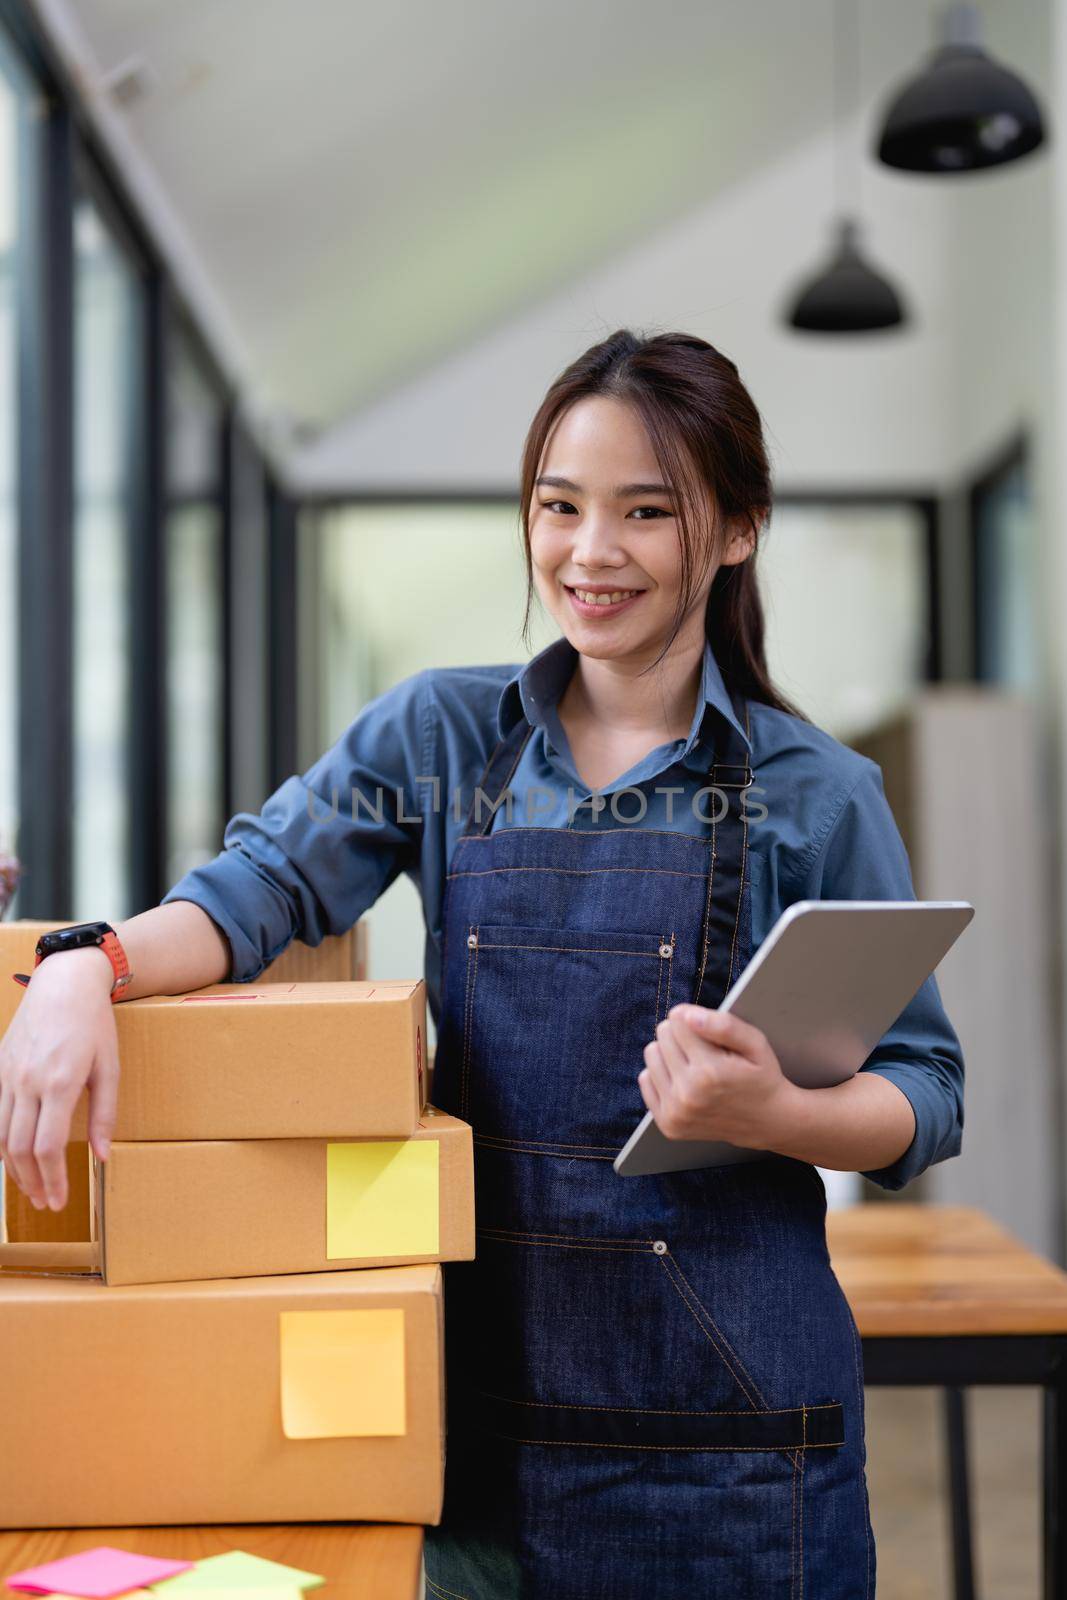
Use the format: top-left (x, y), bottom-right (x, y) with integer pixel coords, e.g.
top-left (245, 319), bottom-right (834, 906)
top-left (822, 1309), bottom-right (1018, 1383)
top-left (278, 1308), bottom-right (405, 1437)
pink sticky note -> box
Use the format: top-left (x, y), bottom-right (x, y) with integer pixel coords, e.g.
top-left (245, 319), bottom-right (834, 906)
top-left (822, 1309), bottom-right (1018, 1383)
top-left (7, 1549), bottom-right (194, 1598)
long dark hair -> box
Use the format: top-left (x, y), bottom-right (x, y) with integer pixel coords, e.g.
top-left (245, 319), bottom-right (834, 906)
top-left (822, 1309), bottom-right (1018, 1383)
top-left (518, 327), bottom-right (810, 722)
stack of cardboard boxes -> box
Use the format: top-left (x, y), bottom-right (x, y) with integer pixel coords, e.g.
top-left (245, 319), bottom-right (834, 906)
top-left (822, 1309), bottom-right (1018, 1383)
top-left (0, 921), bottom-right (471, 1530)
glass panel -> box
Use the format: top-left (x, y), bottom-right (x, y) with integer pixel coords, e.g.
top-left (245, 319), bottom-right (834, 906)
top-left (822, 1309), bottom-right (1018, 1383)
top-left (974, 455), bottom-right (1037, 687)
top-left (72, 196), bottom-right (139, 921)
top-left (310, 502), bottom-right (552, 748)
top-left (758, 502), bottom-right (929, 743)
top-left (165, 328), bottom-right (224, 884)
top-left (229, 427), bottom-right (270, 814)
top-left (0, 41), bottom-right (25, 912)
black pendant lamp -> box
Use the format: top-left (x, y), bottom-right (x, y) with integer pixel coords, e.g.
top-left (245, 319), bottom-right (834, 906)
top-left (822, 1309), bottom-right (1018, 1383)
top-left (785, 0), bottom-right (907, 334)
top-left (877, 3), bottom-right (1047, 174)
top-left (787, 217), bottom-right (906, 333)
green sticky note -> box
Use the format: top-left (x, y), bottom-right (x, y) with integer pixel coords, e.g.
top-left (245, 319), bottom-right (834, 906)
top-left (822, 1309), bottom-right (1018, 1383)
top-left (279, 1307), bottom-right (406, 1438)
top-left (148, 1553), bottom-right (324, 1592)
top-left (326, 1138), bottom-right (439, 1259)
top-left (157, 1590), bottom-right (306, 1600)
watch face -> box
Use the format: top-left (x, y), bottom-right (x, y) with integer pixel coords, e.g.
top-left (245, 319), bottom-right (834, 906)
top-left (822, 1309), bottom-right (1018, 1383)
top-left (37, 921), bottom-right (113, 956)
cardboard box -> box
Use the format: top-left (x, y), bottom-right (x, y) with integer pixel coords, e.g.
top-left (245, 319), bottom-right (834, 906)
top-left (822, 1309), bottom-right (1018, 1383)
top-left (94, 1108), bottom-right (474, 1286)
top-left (1, 1142), bottom-right (91, 1246)
top-left (261, 922), bottom-right (369, 983)
top-left (48, 979), bottom-right (426, 1143)
top-left (1, 922), bottom-right (384, 1237)
top-left (0, 1260), bottom-right (444, 1527)
top-left (0, 920), bottom-right (75, 1037)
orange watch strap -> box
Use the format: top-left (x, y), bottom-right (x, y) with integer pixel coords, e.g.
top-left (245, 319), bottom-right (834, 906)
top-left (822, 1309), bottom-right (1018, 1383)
top-left (99, 929), bottom-right (132, 1000)
top-left (10, 928), bottom-right (132, 998)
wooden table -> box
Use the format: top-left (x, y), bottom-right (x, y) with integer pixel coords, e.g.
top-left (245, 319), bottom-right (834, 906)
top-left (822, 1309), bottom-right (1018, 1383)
top-left (0, 1525), bottom-right (423, 1600)
top-left (828, 1203), bottom-right (1067, 1600)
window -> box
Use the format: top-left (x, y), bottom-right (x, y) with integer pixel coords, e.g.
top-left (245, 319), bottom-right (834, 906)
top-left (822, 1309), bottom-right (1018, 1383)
top-left (758, 500), bottom-right (933, 742)
top-left (971, 440), bottom-right (1037, 688)
top-left (0, 33), bottom-right (32, 912)
top-left (165, 323), bottom-right (226, 885)
top-left (71, 192), bottom-right (142, 921)
top-left (303, 500), bottom-right (552, 753)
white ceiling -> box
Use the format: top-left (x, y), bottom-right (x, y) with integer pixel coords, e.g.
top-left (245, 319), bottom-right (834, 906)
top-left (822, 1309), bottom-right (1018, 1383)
top-left (32, 0), bottom-right (1048, 443)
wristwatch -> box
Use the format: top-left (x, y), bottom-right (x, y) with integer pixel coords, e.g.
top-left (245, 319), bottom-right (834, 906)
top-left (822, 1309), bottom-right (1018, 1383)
top-left (12, 920), bottom-right (133, 1001)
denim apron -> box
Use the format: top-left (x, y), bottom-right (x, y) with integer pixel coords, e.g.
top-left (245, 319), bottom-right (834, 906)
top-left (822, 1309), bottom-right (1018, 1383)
top-left (424, 691), bottom-right (875, 1600)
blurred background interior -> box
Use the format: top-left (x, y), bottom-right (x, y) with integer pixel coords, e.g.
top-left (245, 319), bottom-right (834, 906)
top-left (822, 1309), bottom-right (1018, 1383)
top-left (0, 2), bottom-right (1062, 1587)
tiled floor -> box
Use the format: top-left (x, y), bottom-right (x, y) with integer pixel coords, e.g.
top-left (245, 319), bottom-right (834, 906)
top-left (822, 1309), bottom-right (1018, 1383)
top-left (418, 1386), bottom-right (1042, 1597)
top-left (865, 1385), bottom-right (1041, 1598)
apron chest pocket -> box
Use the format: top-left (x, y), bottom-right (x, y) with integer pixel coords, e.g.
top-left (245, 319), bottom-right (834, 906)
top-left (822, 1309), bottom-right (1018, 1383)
top-left (459, 921), bottom-right (676, 1148)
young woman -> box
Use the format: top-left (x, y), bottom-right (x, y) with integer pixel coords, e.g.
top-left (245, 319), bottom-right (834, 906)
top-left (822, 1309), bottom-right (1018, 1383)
top-left (0, 330), bottom-right (964, 1598)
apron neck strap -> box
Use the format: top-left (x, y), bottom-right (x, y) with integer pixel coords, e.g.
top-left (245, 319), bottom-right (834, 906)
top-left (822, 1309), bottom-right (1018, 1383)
top-left (461, 717), bottom-right (535, 837)
top-left (461, 682), bottom-right (754, 1003)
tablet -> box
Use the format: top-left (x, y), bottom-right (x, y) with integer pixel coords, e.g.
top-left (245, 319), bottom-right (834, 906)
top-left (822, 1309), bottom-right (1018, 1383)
top-left (613, 899), bottom-right (974, 1177)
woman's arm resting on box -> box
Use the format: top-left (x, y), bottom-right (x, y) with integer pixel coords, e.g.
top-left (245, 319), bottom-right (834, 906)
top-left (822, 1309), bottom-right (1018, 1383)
top-left (0, 901), bottom-right (230, 1212)
top-left (158, 670), bottom-right (428, 981)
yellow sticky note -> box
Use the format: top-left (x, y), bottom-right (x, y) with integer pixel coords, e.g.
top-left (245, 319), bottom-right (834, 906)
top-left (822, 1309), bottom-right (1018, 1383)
top-left (279, 1308), bottom-right (405, 1437)
top-left (326, 1139), bottom-right (439, 1259)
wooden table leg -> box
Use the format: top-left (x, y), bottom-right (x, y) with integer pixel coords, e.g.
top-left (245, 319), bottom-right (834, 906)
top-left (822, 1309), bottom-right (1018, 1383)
top-left (944, 1385), bottom-right (977, 1600)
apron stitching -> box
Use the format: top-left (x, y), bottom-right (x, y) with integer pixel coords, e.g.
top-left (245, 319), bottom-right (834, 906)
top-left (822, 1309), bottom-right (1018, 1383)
top-left (791, 1445), bottom-right (799, 1599)
top-left (474, 1388), bottom-right (842, 1417)
top-left (425, 1575), bottom-right (471, 1600)
top-left (848, 1300), bottom-right (874, 1600)
top-left (449, 825), bottom-right (720, 844)
top-left (796, 1407), bottom-right (807, 1598)
top-left (727, 794), bottom-right (749, 988)
top-left (655, 933), bottom-right (666, 1023)
top-left (474, 1145), bottom-right (618, 1160)
top-left (658, 1249), bottom-right (811, 1473)
top-left (473, 1138), bottom-right (618, 1152)
top-left (694, 806), bottom-right (718, 1002)
top-left (467, 1435), bottom-right (843, 1453)
top-left (475, 1233), bottom-right (827, 1464)
top-left (476, 940), bottom-right (667, 957)
top-left (655, 1251), bottom-right (766, 1408)
top-left (461, 926), bottom-right (479, 1121)
top-left (447, 865), bottom-right (708, 879)
top-left (478, 1229), bottom-right (657, 1245)
top-left (665, 930), bottom-right (675, 1015)
top-left (478, 1235), bottom-right (651, 1249)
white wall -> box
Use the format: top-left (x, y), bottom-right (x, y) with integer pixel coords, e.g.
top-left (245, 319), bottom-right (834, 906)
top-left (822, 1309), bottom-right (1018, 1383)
top-left (290, 106), bottom-right (957, 496)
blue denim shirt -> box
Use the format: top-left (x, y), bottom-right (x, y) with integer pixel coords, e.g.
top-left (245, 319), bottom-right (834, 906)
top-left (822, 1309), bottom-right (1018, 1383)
top-left (161, 633), bottom-right (965, 1192)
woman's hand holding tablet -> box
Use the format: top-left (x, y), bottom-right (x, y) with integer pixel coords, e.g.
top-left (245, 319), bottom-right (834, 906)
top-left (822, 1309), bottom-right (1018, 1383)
top-left (616, 899), bottom-right (974, 1177)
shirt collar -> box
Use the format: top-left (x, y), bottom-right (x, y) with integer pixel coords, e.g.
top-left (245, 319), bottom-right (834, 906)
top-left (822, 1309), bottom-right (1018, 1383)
top-left (496, 633), bottom-right (751, 756)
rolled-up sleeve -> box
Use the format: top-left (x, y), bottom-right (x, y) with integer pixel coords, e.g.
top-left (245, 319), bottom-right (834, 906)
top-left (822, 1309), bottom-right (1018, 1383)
top-left (160, 669), bottom-right (432, 981)
top-left (798, 759), bottom-right (966, 1191)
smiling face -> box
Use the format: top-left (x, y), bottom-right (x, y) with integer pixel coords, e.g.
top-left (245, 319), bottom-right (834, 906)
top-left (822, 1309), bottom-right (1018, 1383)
top-left (528, 394), bottom-right (750, 666)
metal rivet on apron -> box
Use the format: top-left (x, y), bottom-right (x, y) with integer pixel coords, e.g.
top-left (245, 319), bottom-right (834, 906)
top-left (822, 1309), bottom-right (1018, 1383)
top-left (467, 932), bottom-right (478, 948)
top-left (658, 941), bottom-right (673, 958)
top-left (652, 1239), bottom-right (668, 1255)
